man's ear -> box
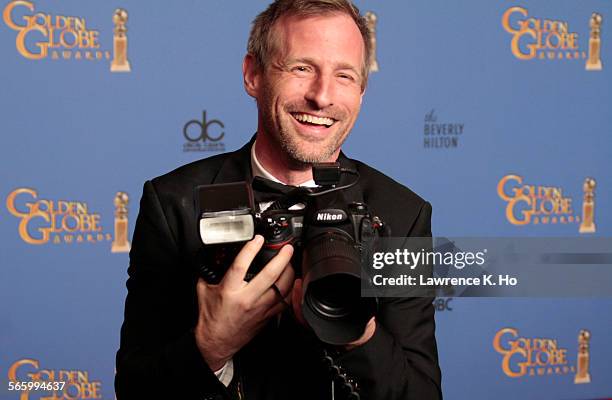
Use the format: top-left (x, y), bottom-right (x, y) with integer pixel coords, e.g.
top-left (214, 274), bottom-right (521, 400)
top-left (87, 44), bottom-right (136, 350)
top-left (243, 54), bottom-right (261, 98)
top-left (359, 79), bottom-right (367, 104)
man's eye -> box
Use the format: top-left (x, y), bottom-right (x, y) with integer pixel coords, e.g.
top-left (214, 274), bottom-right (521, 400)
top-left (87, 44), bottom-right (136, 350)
top-left (292, 66), bottom-right (310, 73)
top-left (338, 73), bottom-right (355, 81)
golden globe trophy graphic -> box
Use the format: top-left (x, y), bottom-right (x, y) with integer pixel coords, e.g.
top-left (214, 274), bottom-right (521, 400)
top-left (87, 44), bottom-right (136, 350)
top-left (579, 178), bottom-right (596, 233)
top-left (586, 13), bottom-right (603, 71)
top-left (365, 11), bottom-right (379, 72)
top-left (111, 8), bottom-right (131, 72)
top-left (574, 330), bottom-right (591, 384)
top-left (111, 192), bottom-right (131, 253)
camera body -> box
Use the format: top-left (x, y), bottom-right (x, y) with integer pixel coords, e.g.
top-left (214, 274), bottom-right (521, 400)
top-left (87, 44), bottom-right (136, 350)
top-left (196, 164), bottom-right (386, 344)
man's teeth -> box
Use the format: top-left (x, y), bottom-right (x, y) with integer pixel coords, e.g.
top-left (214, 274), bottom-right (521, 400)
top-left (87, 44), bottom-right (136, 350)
top-left (293, 113), bottom-right (334, 127)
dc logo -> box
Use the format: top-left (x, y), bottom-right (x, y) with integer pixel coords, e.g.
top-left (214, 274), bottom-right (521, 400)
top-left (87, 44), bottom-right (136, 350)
top-left (183, 111), bottom-right (224, 142)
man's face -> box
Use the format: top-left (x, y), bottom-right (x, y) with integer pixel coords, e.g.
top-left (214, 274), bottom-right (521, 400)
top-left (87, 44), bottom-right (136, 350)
top-left (252, 13), bottom-right (365, 164)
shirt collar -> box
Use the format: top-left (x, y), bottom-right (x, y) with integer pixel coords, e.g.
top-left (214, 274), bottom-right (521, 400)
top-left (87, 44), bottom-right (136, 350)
top-left (250, 140), bottom-right (317, 188)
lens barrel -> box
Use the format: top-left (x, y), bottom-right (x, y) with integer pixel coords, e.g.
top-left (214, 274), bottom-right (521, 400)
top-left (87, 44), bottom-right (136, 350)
top-left (301, 230), bottom-right (377, 345)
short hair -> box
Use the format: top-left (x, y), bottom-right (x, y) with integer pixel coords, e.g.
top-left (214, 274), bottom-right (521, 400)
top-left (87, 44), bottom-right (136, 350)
top-left (247, 0), bottom-right (372, 89)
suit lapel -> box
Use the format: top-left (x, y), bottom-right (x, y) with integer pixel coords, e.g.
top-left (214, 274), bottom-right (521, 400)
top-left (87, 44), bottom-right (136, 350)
top-left (211, 136), bottom-right (255, 185)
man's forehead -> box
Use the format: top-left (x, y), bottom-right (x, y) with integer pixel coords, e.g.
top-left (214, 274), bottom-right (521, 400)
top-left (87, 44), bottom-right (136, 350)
top-left (272, 13), bottom-right (365, 64)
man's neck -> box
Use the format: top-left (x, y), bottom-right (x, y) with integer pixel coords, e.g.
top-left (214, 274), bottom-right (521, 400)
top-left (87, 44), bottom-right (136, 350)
top-left (254, 131), bottom-right (339, 186)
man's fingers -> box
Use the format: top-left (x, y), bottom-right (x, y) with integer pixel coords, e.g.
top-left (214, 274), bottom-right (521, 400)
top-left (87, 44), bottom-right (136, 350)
top-left (223, 235), bottom-right (264, 290)
top-left (272, 260), bottom-right (295, 298)
top-left (291, 278), bottom-right (307, 327)
top-left (195, 278), bottom-right (207, 307)
top-left (254, 266), bottom-right (295, 310)
top-left (246, 245), bottom-right (294, 300)
top-left (264, 294), bottom-right (291, 319)
top-left (255, 282), bottom-right (291, 310)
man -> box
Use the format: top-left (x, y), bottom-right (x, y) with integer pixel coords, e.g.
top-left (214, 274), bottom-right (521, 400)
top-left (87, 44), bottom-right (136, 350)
top-left (115, 1), bottom-right (442, 399)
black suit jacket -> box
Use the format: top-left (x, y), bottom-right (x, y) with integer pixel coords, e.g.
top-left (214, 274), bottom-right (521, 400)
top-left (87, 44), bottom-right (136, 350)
top-left (115, 139), bottom-right (442, 400)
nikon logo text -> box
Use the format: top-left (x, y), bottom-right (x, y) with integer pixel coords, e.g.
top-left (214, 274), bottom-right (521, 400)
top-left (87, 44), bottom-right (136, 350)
top-left (316, 212), bottom-right (344, 221)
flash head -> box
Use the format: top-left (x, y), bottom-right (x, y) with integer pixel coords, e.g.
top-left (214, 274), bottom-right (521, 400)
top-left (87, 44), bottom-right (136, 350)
top-left (196, 181), bottom-right (255, 245)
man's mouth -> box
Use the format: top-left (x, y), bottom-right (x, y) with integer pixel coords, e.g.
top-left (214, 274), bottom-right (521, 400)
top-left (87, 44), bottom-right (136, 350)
top-left (291, 113), bottom-right (336, 128)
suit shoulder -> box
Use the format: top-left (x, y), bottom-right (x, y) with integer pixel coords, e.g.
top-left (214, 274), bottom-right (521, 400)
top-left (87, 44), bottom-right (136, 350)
top-left (350, 159), bottom-right (431, 236)
top-left (352, 159), bottom-right (428, 207)
top-left (150, 152), bottom-right (231, 191)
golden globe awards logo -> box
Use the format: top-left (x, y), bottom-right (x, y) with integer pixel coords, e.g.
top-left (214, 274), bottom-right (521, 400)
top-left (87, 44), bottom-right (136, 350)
top-left (497, 175), bottom-right (597, 233)
top-left (2, 1), bottom-right (131, 72)
top-left (493, 328), bottom-right (591, 384)
top-left (493, 328), bottom-right (576, 378)
top-left (8, 358), bottom-right (102, 399)
top-left (501, 7), bottom-right (603, 70)
top-left (5, 188), bottom-right (131, 252)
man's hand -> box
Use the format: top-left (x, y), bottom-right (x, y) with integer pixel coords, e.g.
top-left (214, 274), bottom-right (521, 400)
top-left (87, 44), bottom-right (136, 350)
top-left (195, 235), bottom-right (295, 371)
top-left (291, 278), bottom-right (376, 350)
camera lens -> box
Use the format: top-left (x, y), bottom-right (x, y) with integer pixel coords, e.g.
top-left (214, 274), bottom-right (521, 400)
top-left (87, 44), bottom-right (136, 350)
top-left (301, 231), bottom-right (377, 345)
top-left (305, 274), bottom-right (355, 319)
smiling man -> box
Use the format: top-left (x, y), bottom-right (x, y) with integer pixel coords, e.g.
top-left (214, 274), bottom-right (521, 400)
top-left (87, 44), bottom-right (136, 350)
top-left (116, 1), bottom-right (441, 399)
top-left (246, 10), bottom-right (366, 182)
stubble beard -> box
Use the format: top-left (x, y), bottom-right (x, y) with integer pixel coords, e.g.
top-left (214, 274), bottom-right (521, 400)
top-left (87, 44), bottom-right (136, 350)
top-left (259, 88), bottom-right (352, 168)
top-left (277, 118), bottom-right (344, 165)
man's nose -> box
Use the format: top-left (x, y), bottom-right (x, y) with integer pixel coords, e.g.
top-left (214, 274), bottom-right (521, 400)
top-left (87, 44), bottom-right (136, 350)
top-left (305, 74), bottom-right (334, 109)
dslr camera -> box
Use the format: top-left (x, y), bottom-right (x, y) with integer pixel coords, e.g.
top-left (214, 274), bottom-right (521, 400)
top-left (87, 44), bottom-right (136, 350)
top-left (195, 163), bottom-right (386, 345)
